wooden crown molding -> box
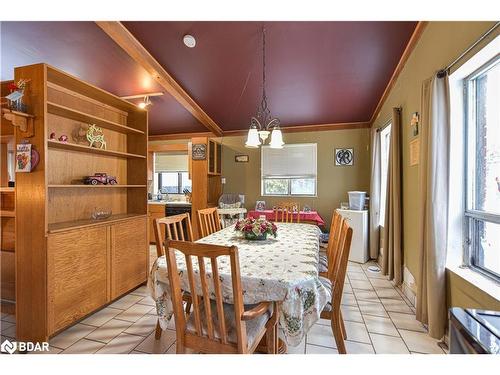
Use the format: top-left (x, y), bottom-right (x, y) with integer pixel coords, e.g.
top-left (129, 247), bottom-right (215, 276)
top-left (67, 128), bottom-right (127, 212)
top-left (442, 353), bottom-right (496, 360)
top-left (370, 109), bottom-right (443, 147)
top-left (369, 21), bottom-right (428, 126)
top-left (148, 121), bottom-right (369, 141)
top-left (96, 21), bottom-right (223, 136)
top-left (148, 131), bottom-right (214, 142)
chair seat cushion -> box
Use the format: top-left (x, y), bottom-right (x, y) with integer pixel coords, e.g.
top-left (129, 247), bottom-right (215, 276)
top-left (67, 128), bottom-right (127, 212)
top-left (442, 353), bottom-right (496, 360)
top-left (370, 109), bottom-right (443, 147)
top-left (318, 254), bottom-right (328, 273)
top-left (319, 276), bottom-right (333, 312)
top-left (186, 299), bottom-right (272, 349)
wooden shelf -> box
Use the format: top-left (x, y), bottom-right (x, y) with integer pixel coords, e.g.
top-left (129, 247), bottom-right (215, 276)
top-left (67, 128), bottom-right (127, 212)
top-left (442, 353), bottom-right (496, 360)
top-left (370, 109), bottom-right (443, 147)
top-left (0, 187), bottom-right (15, 193)
top-left (47, 213), bottom-right (147, 234)
top-left (48, 184), bottom-right (146, 188)
top-left (1, 248), bottom-right (15, 253)
top-left (2, 107), bottom-right (35, 137)
top-left (0, 210), bottom-right (15, 217)
top-left (47, 140), bottom-right (146, 159)
top-left (47, 101), bottom-right (144, 135)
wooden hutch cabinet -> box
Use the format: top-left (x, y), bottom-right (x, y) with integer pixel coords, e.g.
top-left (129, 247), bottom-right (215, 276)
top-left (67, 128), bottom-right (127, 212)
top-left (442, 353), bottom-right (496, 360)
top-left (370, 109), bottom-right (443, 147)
top-left (13, 64), bottom-right (148, 342)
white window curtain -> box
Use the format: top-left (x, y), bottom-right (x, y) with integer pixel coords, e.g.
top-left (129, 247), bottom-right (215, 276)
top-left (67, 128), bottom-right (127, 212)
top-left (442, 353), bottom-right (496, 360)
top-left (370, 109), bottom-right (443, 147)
top-left (416, 73), bottom-right (450, 339)
top-left (369, 128), bottom-right (381, 259)
top-left (155, 153), bottom-right (188, 172)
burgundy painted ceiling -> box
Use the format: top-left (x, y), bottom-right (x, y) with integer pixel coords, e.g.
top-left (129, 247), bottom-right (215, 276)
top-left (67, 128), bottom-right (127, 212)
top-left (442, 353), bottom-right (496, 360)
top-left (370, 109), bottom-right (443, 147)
top-left (0, 21), bottom-right (207, 135)
top-left (1, 21), bottom-right (417, 135)
top-left (124, 21), bottom-right (417, 131)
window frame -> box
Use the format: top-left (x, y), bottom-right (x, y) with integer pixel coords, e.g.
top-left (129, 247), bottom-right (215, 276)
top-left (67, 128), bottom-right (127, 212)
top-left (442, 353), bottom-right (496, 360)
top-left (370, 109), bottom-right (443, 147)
top-left (261, 143), bottom-right (317, 197)
top-left (157, 171), bottom-right (191, 195)
top-left (463, 54), bottom-right (500, 281)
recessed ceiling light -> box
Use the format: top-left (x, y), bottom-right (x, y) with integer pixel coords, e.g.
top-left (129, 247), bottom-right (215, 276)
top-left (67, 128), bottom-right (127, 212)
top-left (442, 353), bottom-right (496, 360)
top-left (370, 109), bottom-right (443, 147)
top-left (183, 34), bottom-right (196, 48)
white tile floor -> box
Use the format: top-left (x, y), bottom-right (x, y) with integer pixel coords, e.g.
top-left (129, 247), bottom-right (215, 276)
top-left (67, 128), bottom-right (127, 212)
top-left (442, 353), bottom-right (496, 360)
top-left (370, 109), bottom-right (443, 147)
top-left (0, 259), bottom-right (446, 354)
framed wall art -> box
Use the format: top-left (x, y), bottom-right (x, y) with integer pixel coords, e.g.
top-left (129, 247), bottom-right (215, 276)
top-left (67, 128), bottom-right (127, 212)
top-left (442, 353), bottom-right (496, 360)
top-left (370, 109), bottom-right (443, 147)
top-left (235, 154), bottom-right (249, 163)
top-left (191, 143), bottom-right (207, 160)
top-left (335, 148), bottom-right (354, 166)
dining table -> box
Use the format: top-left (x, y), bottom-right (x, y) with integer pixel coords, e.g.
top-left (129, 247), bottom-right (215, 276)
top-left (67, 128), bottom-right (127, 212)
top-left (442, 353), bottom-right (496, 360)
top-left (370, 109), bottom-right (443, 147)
top-left (147, 222), bottom-right (329, 349)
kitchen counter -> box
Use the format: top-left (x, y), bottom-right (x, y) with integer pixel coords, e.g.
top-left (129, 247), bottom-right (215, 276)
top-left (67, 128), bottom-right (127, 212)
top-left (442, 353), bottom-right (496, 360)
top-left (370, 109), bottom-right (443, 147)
top-left (148, 200), bottom-right (192, 207)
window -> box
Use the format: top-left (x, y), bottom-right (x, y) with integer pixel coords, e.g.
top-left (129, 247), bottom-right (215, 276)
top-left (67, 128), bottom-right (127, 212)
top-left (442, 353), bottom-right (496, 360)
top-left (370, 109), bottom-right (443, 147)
top-left (261, 143), bottom-right (317, 196)
top-left (157, 172), bottom-right (191, 194)
top-left (379, 124), bottom-right (392, 226)
top-left (464, 56), bottom-right (500, 280)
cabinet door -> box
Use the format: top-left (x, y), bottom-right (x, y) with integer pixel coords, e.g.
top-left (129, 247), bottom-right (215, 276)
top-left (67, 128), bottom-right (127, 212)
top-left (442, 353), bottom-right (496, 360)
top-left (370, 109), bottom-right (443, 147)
top-left (47, 226), bottom-right (109, 334)
top-left (111, 217), bottom-right (148, 299)
top-left (216, 142), bottom-right (222, 174)
top-left (208, 139), bottom-right (215, 174)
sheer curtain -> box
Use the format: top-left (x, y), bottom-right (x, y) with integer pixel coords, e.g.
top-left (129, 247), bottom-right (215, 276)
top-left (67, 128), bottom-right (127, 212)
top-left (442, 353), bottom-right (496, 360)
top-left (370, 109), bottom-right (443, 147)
top-left (381, 108), bottom-right (403, 285)
top-left (416, 73), bottom-right (450, 339)
top-left (369, 128), bottom-right (381, 259)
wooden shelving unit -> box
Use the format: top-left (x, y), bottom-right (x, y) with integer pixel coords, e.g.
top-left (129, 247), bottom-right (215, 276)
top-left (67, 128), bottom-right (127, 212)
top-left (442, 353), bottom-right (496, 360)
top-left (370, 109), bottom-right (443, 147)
top-left (47, 139), bottom-right (145, 159)
top-left (0, 210), bottom-right (15, 217)
top-left (47, 101), bottom-right (144, 135)
top-left (48, 213), bottom-right (147, 234)
top-left (47, 184), bottom-right (146, 188)
top-left (14, 63), bottom-right (149, 341)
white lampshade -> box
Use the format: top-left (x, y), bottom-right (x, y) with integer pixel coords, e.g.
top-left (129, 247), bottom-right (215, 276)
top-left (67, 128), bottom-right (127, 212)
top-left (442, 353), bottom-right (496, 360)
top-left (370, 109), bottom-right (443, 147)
top-left (245, 127), bottom-right (261, 148)
top-left (269, 128), bottom-right (284, 149)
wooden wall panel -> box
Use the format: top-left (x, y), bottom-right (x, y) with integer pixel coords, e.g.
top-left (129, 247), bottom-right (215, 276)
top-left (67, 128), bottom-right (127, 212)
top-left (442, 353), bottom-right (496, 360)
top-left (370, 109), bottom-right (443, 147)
top-left (0, 251), bottom-right (15, 301)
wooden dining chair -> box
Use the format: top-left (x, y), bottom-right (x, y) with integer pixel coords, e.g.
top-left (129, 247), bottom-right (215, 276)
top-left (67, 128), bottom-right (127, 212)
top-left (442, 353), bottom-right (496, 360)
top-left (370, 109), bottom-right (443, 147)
top-left (153, 213), bottom-right (194, 339)
top-left (273, 202), bottom-right (300, 223)
top-left (319, 220), bottom-right (353, 354)
top-left (165, 240), bottom-right (278, 354)
top-left (197, 207), bottom-right (222, 238)
top-left (319, 210), bottom-right (343, 278)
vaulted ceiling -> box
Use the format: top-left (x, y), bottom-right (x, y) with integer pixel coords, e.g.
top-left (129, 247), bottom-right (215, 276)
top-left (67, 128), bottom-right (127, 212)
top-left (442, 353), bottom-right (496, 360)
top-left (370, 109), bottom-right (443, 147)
top-left (0, 21), bottom-right (418, 136)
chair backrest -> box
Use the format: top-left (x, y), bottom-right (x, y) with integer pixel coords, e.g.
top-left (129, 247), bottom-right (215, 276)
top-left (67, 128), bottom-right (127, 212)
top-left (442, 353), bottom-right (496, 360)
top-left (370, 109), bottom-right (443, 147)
top-left (165, 240), bottom-right (248, 353)
top-left (273, 202), bottom-right (300, 223)
top-left (326, 210), bottom-right (344, 278)
top-left (153, 213), bottom-right (194, 258)
top-left (329, 220), bottom-right (353, 309)
top-left (197, 207), bottom-right (222, 238)
top-left (218, 193), bottom-right (244, 206)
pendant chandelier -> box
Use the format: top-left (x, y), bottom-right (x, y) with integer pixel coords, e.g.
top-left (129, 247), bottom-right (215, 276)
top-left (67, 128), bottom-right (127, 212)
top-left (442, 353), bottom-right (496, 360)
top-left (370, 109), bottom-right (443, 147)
top-left (245, 28), bottom-right (284, 149)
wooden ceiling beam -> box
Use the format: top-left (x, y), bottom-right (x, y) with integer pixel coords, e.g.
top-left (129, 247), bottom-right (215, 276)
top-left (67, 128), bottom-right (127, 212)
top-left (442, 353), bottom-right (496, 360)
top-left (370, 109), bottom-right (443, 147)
top-left (369, 21), bottom-right (428, 126)
top-left (96, 21), bottom-right (223, 136)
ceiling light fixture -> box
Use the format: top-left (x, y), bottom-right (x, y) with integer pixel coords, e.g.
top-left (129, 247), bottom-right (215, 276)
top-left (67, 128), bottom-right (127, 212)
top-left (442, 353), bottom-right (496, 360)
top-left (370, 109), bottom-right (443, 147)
top-left (245, 28), bottom-right (283, 149)
top-left (183, 34), bottom-right (196, 48)
top-left (120, 91), bottom-right (164, 110)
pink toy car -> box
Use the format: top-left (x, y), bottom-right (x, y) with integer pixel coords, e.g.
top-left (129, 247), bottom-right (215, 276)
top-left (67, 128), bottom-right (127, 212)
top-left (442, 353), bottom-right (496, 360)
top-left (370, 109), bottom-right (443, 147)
top-left (83, 173), bottom-right (117, 185)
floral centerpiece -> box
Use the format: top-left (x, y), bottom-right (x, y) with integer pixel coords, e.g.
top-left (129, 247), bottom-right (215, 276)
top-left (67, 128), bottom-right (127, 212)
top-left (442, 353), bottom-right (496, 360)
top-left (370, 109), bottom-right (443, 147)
top-left (235, 217), bottom-right (278, 240)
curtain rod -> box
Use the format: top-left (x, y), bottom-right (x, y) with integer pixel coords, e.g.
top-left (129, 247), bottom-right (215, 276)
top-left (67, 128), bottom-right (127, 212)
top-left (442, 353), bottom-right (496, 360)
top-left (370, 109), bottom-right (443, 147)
top-left (438, 22), bottom-right (499, 77)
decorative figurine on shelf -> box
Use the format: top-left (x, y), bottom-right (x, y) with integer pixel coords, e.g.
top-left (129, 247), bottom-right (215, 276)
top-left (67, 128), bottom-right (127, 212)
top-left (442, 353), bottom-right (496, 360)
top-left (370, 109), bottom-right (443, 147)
top-left (83, 173), bottom-right (117, 185)
top-left (58, 134), bottom-right (68, 143)
top-left (49, 132), bottom-right (56, 140)
top-left (86, 124), bottom-right (107, 149)
top-left (5, 79), bottom-right (30, 113)
top-left (72, 124), bottom-right (89, 145)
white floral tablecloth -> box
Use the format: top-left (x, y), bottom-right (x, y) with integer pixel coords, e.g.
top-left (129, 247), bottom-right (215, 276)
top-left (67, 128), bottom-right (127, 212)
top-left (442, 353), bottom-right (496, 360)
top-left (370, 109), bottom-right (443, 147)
top-left (148, 223), bottom-right (328, 347)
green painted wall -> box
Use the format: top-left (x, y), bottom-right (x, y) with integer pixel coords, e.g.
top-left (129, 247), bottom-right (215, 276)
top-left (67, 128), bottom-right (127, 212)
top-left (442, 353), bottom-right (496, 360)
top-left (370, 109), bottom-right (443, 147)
top-left (220, 129), bottom-right (370, 228)
top-left (371, 21), bottom-right (499, 309)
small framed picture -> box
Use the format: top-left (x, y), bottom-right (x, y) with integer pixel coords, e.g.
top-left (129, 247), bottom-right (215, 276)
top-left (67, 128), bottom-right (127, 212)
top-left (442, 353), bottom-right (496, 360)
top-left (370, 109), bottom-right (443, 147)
top-left (192, 144), bottom-right (206, 160)
top-left (235, 154), bottom-right (249, 163)
top-left (335, 148), bottom-right (354, 166)
top-left (255, 200), bottom-right (266, 211)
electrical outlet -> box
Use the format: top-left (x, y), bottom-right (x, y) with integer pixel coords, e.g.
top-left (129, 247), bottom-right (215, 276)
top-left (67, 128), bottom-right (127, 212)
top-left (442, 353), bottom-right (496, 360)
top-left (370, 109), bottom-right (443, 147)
top-left (221, 177), bottom-right (226, 184)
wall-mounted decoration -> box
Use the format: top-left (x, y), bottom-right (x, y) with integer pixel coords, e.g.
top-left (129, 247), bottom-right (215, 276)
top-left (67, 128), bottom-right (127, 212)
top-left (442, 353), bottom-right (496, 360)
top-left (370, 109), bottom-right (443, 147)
top-left (255, 200), bottom-right (266, 211)
top-left (335, 148), bottom-right (354, 166)
top-left (16, 143), bottom-right (31, 172)
top-left (192, 143), bottom-right (207, 160)
top-left (86, 124), bottom-right (107, 149)
top-left (409, 138), bottom-right (420, 166)
top-left (235, 154), bottom-right (249, 163)
top-left (5, 79), bottom-right (30, 113)
top-left (410, 112), bottom-right (419, 136)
